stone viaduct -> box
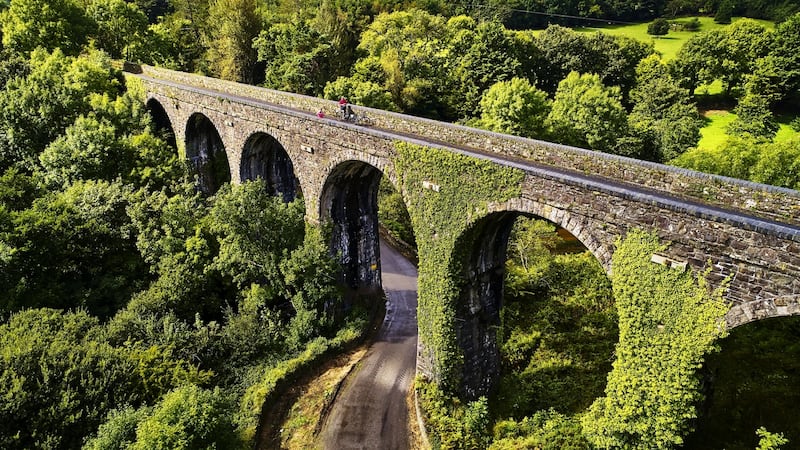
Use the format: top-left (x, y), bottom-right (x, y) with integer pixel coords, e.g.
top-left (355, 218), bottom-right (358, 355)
top-left (127, 64), bottom-right (800, 399)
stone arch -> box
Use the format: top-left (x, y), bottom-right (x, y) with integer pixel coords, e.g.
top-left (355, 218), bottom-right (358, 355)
top-left (145, 98), bottom-right (177, 149)
top-left (453, 204), bottom-right (610, 399)
top-left (240, 132), bottom-right (299, 202)
top-left (487, 198), bottom-right (614, 271)
top-left (724, 295), bottom-right (800, 329)
top-left (319, 160), bottom-right (385, 294)
top-left (185, 112), bottom-right (231, 195)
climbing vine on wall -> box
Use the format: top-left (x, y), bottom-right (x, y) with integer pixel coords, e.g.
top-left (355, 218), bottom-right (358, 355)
top-left (581, 229), bottom-right (729, 449)
top-left (393, 141), bottom-right (524, 391)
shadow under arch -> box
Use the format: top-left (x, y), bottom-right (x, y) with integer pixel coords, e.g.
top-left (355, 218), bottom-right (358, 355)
top-left (185, 112), bottom-right (230, 195)
top-left (240, 132), bottom-right (300, 202)
top-left (145, 98), bottom-right (177, 149)
top-left (685, 315), bottom-right (800, 449)
top-left (452, 209), bottom-right (601, 400)
top-left (320, 160), bottom-right (384, 296)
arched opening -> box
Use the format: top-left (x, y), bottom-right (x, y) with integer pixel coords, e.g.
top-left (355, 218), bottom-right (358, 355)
top-left (320, 161), bottom-right (383, 296)
top-left (240, 132), bottom-right (299, 202)
top-left (185, 113), bottom-right (230, 195)
top-left (145, 98), bottom-right (177, 149)
top-left (453, 212), bottom-right (615, 412)
top-left (685, 316), bottom-right (800, 449)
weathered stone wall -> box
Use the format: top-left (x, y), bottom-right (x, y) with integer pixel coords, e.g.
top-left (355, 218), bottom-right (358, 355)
top-left (132, 69), bottom-right (800, 397)
top-left (133, 65), bottom-right (800, 227)
top-left (135, 70), bottom-right (800, 325)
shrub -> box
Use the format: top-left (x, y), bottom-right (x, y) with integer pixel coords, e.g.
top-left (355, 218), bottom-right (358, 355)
top-left (647, 18), bottom-right (670, 36)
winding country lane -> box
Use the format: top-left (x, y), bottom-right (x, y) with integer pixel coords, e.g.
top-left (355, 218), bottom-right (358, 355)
top-left (321, 240), bottom-right (419, 449)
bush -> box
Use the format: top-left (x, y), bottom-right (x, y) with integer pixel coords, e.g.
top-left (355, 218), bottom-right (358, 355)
top-left (129, 385), bottom-right (242, 450)
top-left (790, 117), bottom-right (800, 132)
top-left (647, 18), bottom-right (670, 36)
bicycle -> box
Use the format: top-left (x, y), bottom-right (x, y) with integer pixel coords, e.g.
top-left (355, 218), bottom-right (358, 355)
top-left (339, 107), bottom-right (373, 126)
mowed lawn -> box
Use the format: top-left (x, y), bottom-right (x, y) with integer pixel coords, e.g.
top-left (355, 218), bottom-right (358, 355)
top-left (572, 16), bottom-right (795, 150)
top-left (697, 110), bottom-right (799, 150)
top-left (574, 16), bottom-right (775, 61)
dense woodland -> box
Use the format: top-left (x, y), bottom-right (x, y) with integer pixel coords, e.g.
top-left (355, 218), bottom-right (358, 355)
top-left (0, 0), bottom-right (799, 448)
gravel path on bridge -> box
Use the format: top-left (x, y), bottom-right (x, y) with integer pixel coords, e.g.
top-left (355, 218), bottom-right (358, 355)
top-left (321, 241), bottom-right (418, 450)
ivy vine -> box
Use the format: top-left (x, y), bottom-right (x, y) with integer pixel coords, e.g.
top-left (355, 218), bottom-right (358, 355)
top-left (393, 141), bottom-right (524, 391)
top-left (582, 229), bottom-right (729, 449)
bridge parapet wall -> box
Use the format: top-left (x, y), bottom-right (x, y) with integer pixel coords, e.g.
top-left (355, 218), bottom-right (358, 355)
top-left (134, 65), bottom-right (800, 227)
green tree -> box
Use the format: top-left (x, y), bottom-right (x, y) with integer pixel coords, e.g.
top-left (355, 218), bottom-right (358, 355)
top-left (474, 77), bottom-right (551, 139)
top-left (205, 0), bottom-right (261, 83)
top-left (0, 48), bottom-right (120, 171)
top-left (628, 55), bottom-right (701, 161)
top-left (534, 26), bottom-right (653, 101)
top-left (312, 0), bottom-right (372, 81)
top-left (355, 8), bottom-right (449, 116)
top-left (715, 0), bottom-right (734, 23)
top-left (647, 18), bottom-right (670, 36)
top-left (0, 0), bottom-right (94, 55)
top-left (0, 181), bottom-right (147, 316)
top-left (86, 0), bottom-right (149, 59)
top-left (39, 116), bottom-right (130, 188)
top-left (547, 71), bottom-right (628, 153)
top-left (128, 385), bottom-right (242, 450)
top-left (254, 17), bottom-right (335, 95)
top-left (208, 181), bottom-right (306, 290)
top-left (443, 17), bottom-right (521, 118)
top-left (727, 93), bottom-right (779, 138)
top-left (756, 428), bottom-right (789, 450)
top-left (670, 29), bottom-right (727, 94)
top-left (672, 135), bottom-right (763, 181)
top-left (0, 309), bottom-right (205, 449)
top-left (280, 227), bottom-right (343, 346)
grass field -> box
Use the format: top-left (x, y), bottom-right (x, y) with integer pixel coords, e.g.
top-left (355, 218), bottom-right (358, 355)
top-left (574, 16), bottom-right (775, 61)
top-left (697, 110), bottom-right (800, 150)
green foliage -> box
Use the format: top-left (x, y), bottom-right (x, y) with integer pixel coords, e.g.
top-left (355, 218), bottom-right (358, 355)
top-left (673, 135), bottom-right (800, 189)
top-left (473, 77), bottom-right (551, 139)
top-left (728, 93), bottom-right (779, 138)
top-left (393, 141), bottom-right (523, 390)
top-left (0, 166), bottom-right (42, 211)
top-left (86, 0), bottom-right (150, 59)
top-left (377, 176), bottom-right (416, 247)
top-left (490, 410), bottom-right (590, 450)
top-left (416, 379), bottom-right (491, 449)
top-left (497, 249), bottom-right (616, 420)
top-left (0, 48), bottom-right (121, 171)
top-left (628, 55), bottom-right (701, 161)
top-left (39, 116), bottom-right (129, 188)
top-left (534, 25), bottom-right (654, 99)
top-left (206, 0), bottom-right (261, 83)
top-left (547, 71), bottom-right (628, 153)
top-left (647, 18), bottom-right (670, 36)
top-left (355, 9), bottom-right (449, 116)
top-left (208, 181), bottom-right (305, 290)
top-left (84, 406), bottom-right (153, 450)
top-left (756, 428), bottom-right (789, 450)
top-left (280, 226), bottom-right (343, 344)
top-left (0, 180), bottom-right (148, 317)
top-left (582, 229), bottom-right (728, 449)
top-left (0, 309), bottom-right (204, 449)
top-left (254, 18), bottom-right (335, 95)
top-left (443, 17), bottom-right (522, 118)
top-left (684, 317), bottom-right (800, 448)
top-left (0, 0), bottom-right (95, 55)
top-left (715, 0), bottom-right (734, 24)
top-left (237, 322), bottom-right (366, 442)
top-left (128, 384), bottom-right (242, 449)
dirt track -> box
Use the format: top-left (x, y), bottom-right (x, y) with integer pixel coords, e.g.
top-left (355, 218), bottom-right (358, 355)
top-left (320, 241), bottom-right (418, 449)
